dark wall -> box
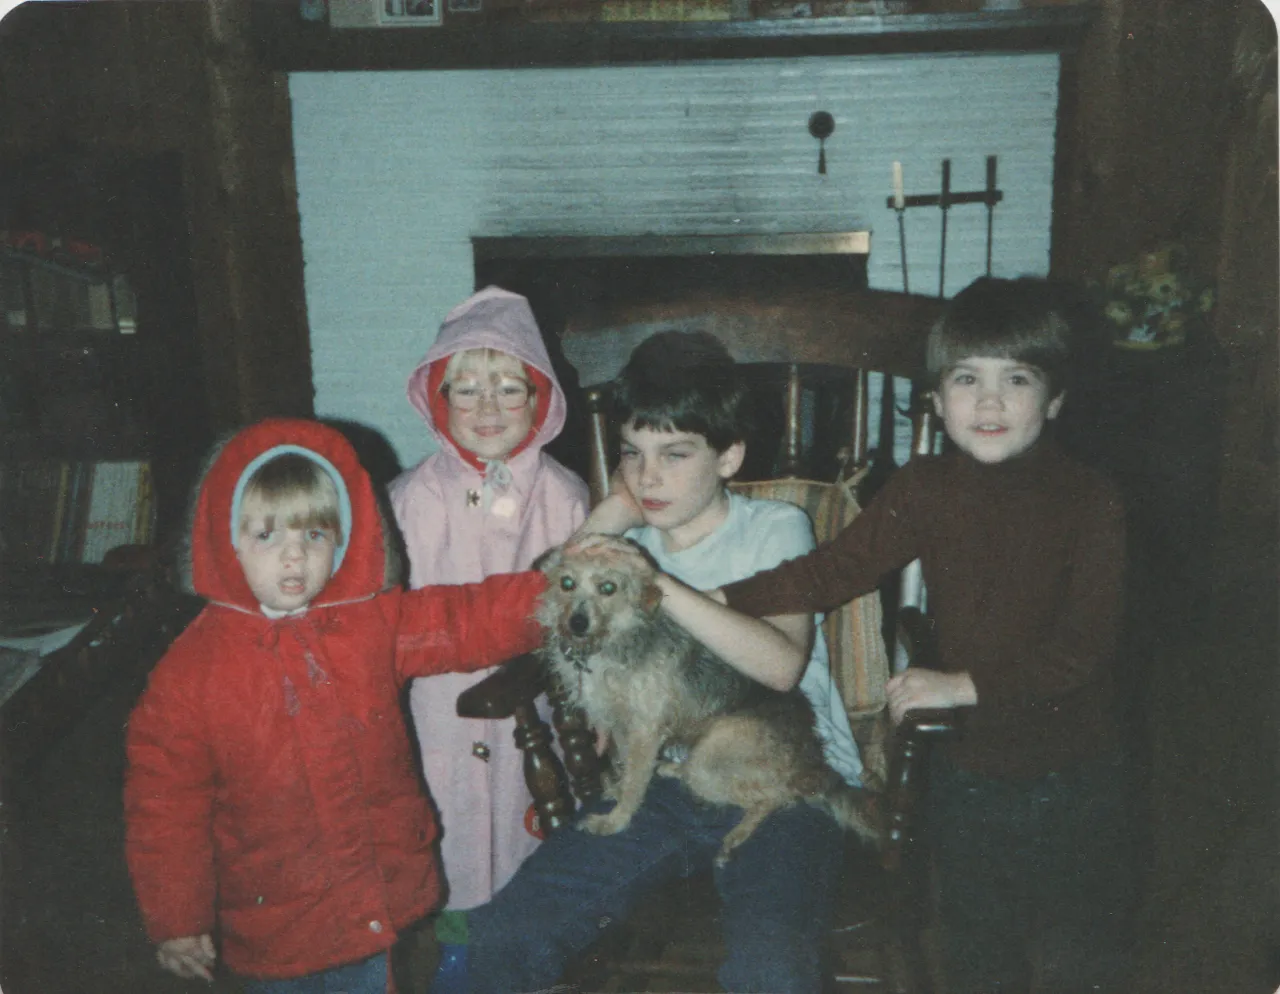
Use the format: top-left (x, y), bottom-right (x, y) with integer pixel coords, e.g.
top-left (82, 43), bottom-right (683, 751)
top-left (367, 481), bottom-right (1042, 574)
top-left (1052, 0), bottom-right (1276, 619)
top-left (0, 0), bottom-right (314, 433)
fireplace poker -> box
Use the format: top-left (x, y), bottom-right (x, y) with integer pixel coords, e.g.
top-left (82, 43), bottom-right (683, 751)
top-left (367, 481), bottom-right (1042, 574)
top-left (985, 155), bottom-right (997, 276)
top-left (938, 158), bottom-right (951, 298)
top-left (892, 161), bottom-right (909, 293)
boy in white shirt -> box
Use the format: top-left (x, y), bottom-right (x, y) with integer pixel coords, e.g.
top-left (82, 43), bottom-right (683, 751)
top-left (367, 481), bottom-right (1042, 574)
top-left (466, 331), bottom-right (865, 994)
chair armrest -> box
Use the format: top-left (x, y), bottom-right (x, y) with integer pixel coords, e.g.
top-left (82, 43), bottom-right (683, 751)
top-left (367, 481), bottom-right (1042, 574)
top-left (455, 652), bottom-right (607, 833)
top-left (455, 653), bottom-right (582, 833)
top-left (887, 707), bottom-right (958, 803)
top-left (456, 652), bottom-right (548, 720)
top-left (882, 708), bottom-right (958, 873)
top-left (896, 707), bottom-right (958, 740)
top-left (869, 707), bottom-right (956, 994)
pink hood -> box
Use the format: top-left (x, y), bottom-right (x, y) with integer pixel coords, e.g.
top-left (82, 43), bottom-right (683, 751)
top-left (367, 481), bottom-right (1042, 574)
top-left (406, 285), bottom-right (567, 464)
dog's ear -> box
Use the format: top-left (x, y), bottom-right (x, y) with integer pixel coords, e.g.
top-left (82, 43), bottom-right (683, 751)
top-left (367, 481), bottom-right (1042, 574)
top-left (640, 580), bottom-right (664, 616)
top-left (533, 545), bottom-right (562, 573)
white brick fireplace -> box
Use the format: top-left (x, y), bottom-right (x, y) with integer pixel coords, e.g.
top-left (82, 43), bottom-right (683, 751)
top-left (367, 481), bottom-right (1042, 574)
top-left (290, 52), bottom-right (1059, 467)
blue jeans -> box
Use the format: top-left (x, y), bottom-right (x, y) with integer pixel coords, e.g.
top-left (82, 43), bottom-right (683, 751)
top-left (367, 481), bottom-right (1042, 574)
top-left (468, 777), bottom-right (845, 994)
top-left (241, 952), bottom-right (388, 994)
top-left (931, 754), bottom-right (1137, 994)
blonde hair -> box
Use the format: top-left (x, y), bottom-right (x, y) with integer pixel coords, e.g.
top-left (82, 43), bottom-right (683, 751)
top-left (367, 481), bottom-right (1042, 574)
top-left (239, 453), bottom-right (344, 544)
top-left (441, 348), bottom-right (532, 391)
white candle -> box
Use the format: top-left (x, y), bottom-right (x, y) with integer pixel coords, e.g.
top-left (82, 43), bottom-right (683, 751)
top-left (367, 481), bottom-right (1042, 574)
top-left (892, 161), bottom-right (905, 210)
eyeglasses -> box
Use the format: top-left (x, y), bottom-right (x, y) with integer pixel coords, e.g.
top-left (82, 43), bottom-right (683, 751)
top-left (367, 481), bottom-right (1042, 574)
top-left (444, 377), bottom-right (532, 412)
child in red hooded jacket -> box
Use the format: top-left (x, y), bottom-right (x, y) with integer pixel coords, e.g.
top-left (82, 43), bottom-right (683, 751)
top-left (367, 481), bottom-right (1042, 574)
top-left (123, 418), bottom-right (546, 993)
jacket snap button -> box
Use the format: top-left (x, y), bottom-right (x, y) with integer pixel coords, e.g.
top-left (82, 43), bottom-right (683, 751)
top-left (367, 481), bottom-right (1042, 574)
top-left (369, 920), bottom-right (383, 933)
top-left (472, 742), bottom-right (491, 761)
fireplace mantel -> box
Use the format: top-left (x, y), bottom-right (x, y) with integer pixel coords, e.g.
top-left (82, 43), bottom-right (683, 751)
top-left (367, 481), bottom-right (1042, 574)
top-left (472, 232), bottom-right (940, 382)
top-left (257, 5), bottom-right (1094, 71)
top-left (473, 232), bottom-right (871, 260)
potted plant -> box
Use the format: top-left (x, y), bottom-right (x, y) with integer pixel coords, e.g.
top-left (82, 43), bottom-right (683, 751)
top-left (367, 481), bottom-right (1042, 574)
top-left (1098, 243), bottom-right (1216, 351)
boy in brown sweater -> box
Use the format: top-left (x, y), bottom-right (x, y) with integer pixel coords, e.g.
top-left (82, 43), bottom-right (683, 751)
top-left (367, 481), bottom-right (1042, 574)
top-left (720, 277), bottom-right (1136, 994)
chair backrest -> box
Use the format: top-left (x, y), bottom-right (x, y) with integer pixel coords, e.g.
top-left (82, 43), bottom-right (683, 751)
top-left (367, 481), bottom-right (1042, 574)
top-left (729, 473), bottom-right (894, 786)
top-left (728, 475), bottom-right (890, 719)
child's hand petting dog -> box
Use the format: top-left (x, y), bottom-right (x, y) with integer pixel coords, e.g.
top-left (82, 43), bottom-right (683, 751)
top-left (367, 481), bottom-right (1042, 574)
top-left (561, 533), bottom-right (653, 576)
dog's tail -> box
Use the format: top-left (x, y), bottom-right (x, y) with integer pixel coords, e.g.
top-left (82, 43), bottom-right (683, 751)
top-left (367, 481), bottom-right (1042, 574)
top-left (811, 782), bottom-right (882, 847)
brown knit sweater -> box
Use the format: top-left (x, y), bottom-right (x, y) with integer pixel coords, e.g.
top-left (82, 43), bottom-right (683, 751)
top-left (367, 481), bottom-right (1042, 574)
top-left (722, 440), bottom-right (1125, 780)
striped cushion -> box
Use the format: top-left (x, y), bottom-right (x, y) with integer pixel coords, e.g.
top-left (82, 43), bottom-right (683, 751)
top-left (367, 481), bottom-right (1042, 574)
top-left (730, 477), bottom-right (891, 784)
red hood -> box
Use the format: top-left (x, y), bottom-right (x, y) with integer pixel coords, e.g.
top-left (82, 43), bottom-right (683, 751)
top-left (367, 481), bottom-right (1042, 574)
top-left (189, 419), bottom-right (389, 612)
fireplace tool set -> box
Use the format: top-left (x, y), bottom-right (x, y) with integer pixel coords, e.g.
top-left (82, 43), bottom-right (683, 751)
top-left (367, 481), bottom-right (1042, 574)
top-left (888, 155), bottom-right (1004, 297)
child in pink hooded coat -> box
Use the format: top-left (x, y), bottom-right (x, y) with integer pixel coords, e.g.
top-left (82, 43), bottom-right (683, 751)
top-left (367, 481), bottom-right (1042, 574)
top-left (388, 287), bottom-right (588, 922)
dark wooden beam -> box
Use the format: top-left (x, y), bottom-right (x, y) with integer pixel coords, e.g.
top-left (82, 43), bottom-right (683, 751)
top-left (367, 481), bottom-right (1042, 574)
top-left (474, 232), bottom-right (871, 260)
top-left (251, 3), bottom-right (1095, 71)
top-left (202, 0), bottom-right (314, 425)
top-left (560, 285), bottom-right (945, 384)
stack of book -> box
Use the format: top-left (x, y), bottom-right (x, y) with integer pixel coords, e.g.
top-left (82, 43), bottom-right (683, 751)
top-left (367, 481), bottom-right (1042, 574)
top-left (0, 460), bottom-right (154, 566)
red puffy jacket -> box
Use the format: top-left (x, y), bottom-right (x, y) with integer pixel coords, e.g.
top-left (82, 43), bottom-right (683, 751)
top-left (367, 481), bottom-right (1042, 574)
top-left (124, 418), bottom-right (545, 979)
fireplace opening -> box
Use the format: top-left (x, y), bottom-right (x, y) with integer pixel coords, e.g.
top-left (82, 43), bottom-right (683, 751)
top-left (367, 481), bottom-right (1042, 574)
top-left (472, 234), bottom-right (924, 487)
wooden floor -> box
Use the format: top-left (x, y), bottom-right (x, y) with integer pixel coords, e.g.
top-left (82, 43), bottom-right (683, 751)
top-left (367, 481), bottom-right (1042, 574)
top-left (2, 572), bottom-right (1275, 994)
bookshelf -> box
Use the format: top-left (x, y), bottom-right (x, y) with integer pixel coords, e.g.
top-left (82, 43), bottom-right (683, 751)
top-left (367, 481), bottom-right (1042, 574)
top-left (0, 152), bottom-right (210, 583)
top-left (0, 242), bottom-right (156, 569)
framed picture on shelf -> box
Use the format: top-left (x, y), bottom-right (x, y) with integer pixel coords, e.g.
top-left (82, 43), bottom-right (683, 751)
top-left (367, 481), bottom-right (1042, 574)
top-left (377, 0), bottom-right (443, 26)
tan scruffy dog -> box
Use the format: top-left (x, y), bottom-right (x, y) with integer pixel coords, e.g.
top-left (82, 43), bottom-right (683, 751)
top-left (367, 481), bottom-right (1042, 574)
top-left (537, 536), bottom-right (879, 865)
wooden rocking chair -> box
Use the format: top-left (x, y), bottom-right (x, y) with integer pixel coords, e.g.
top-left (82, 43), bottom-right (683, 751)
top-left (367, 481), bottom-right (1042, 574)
top-left (458, 290), bottom-right (954, 993)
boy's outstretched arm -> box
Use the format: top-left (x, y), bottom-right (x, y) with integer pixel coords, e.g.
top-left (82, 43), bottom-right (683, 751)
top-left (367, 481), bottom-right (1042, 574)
top-left (720, 469), bottom-right (921, 619)
top-left (395, 570), bottom-right (548, 680)
top-left (654, 571), bottom-right (813, 691)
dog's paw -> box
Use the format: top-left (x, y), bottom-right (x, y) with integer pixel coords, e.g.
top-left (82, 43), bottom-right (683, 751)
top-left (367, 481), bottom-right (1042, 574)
top-left (598, 774), bottom-right (622, 801)
top-left (579, 810), bottom-right (632, 836)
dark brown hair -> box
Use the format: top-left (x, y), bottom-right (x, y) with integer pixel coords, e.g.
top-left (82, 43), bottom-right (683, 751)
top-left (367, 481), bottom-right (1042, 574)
top-left (610, 330), bottom-right (752, 453)
top-left (926, 277), bottom-right (1073, 396)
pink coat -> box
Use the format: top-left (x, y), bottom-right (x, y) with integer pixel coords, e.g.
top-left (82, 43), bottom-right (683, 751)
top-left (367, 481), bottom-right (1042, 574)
top-left (388, 287), bottom-right (588, 909)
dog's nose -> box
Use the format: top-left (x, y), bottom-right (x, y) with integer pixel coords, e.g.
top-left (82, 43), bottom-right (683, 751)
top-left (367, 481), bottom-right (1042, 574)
top-left (568, 610), bottom-right (590, 636)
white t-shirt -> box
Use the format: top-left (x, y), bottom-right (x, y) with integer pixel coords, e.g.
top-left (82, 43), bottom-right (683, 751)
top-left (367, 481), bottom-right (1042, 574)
top-left (627, 491), bottom-right (864, 785)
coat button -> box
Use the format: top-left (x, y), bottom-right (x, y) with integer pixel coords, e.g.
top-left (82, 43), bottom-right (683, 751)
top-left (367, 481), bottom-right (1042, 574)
top-left (472, 741), bottom-right (491, 761)
top-left (369, 920), bottom-right (383, 933)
